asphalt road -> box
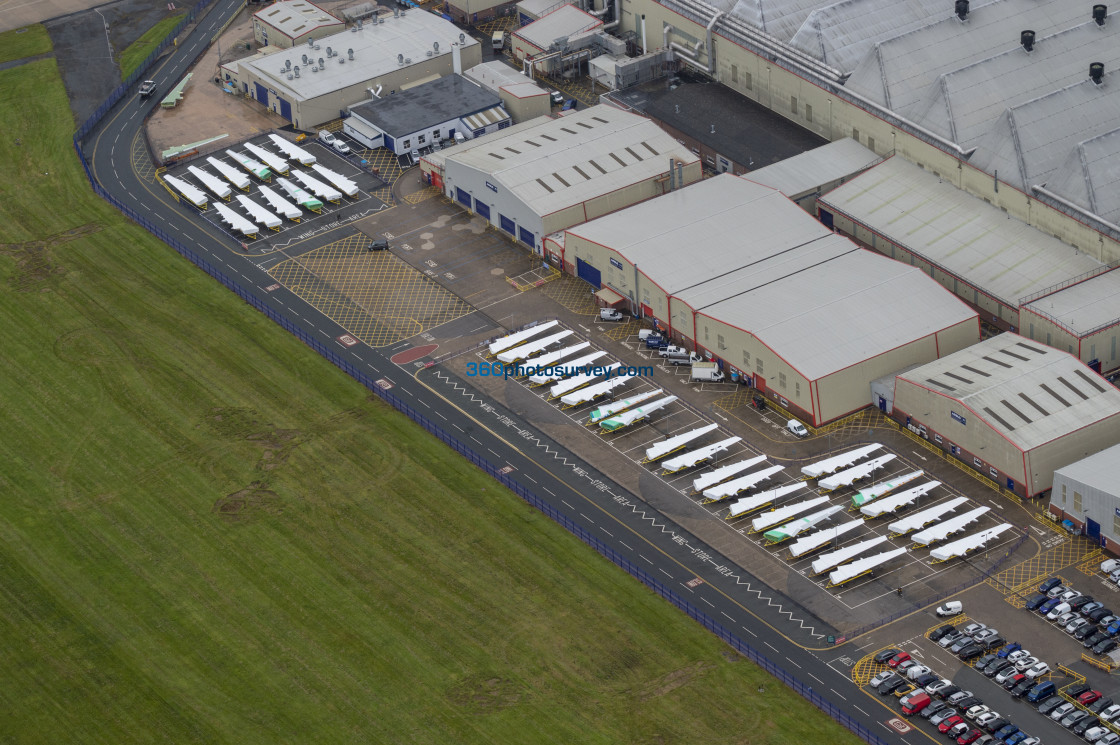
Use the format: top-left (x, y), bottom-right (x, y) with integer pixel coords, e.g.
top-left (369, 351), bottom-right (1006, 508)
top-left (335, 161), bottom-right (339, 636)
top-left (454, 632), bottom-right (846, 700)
top-left (79, 5), bottom-right (923, 742)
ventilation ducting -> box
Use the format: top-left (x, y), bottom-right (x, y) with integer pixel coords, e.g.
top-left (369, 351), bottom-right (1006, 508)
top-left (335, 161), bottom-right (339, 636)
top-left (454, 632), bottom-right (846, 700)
top-left (1094, 4), bottom-right (1108, 26)
top-left (955, 0), bottom-right (969, 21)
top-left (1021, 30), bottom-right (1034, 52)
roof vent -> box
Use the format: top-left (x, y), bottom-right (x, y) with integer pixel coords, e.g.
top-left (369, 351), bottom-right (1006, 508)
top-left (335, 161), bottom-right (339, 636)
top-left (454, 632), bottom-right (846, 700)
top-left (405, 58), bottom-right (412, 64)
top-left (348, 48), bottom-right (354, 60)
top-left (326, 46), bottom-right (333, 56)
top-left (339, 57), bottom-right (345, 64)
top-left (308, 37), bottom-right (314, 47)
top-left (1091, 61), bottom-right (1105, 84)
top-left (1021, 29), bottom-right (1035, 52)
top-left (285, 59), bottom-right (291, 69)
top-left (1094, 4), bottom-right (1108, 26)
top-left (294, 66), bottom-right (300, 77)
top-left (302, 54), bottom-right (309, 64)
top-left (460, 33), bottom-right (466, 43)
top-left (955, 0), bottom-right (969, 21)
top-left (311, 66), bottom-right (318, 72)
top-left (398, 53), bottom-right (404, 64)
top-left (709, 124), bottom-right (715, 134)
top-left (357, 18), bottom-right (363, 30)
top-left (319, 57), bottom-right (325, 67)
top-left (287, 73), bottom-right (294, 80)
top-left (433, 41), bottom-right (439, 52)
top-left (426, 50), bottom-right (433, 57)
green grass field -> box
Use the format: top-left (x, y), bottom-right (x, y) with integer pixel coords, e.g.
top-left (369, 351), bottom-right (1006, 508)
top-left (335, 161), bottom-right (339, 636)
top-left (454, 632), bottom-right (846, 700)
top-left (0, 58), bottom-right (863, 743)
top-left (0, 24), bottom-right (52, 64)
top-left (119, 13), bottom-right (184, 79)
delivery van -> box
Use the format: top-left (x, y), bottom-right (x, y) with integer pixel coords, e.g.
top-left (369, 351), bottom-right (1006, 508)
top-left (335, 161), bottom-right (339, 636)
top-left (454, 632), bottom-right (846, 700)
top-left (492, 30), bottom-right (505, 51)
top-left (900, 692), bottom-right (930, 716)
top-left (935, 601), bottom-right (963, 617)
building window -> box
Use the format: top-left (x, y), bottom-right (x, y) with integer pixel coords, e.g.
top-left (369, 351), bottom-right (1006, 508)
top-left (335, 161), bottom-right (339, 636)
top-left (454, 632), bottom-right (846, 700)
top-left (756, 358), bottom-right (764, 374)
top-left (418, 134), bottom-right (426, 144)
top-left (403, 139), bottom-right (411, 148)
top-left (1046, 332), bottom-right (1051, 345)
top-left (1114, 513), bottom-right (1120, 537)
top-left (794, 381), bottom-right (800, 397)
top-left (742, 350), bottom-right (751, 365)
top-left (790, 95), bottom-right (797, 114)
top-left (867, 137), bottom-right (875, 152)
top-left (433, 129), bottom-right (440, 138)
top-left (805, 104), bottom-right (812, 123)
top-left (744, 71), bottom-right (752, 90)
top-left (730, 64), bottom-right (738, 83)
top-left (1061, 484), bottom-right (1067, 504)
top-left (717, 333), bottom-right (725, 350)
top-left (1074, 491), bottom-right (1083, 512)
top-left (852, 127), bottom-right (860, 142)
top-left (778, 372), bottom-right (787, 389)
top-left (704, 326), bottom-right (709, 341)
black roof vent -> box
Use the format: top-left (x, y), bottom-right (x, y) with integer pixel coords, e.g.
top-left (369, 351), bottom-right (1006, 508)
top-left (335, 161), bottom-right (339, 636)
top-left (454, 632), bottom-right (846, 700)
top-left (955, 0), bottom-right (969, 21)
top-left (1094, 4), bottom-right (1108, 26)
top-left (1091, 61), bottom-right (1105, 85)
top-left (1021, 30), bottom-right (1035, 52)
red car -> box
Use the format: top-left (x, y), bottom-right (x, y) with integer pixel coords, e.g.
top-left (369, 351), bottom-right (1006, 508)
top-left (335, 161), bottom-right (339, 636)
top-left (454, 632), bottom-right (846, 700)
top-left (957, 730), bottom-right (983, 745)
top-left (888, 651), bottom-right (912, 668)
top-left (1079, 690), bottom-right (1103, 706)
top-left (938, 715), bottom-right (964, 734)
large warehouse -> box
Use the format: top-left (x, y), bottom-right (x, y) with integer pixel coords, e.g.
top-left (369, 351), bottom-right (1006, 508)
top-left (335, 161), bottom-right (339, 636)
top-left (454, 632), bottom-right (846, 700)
top-left (1049, 443), bottom-right (1120, 553)
top-left (252, 0), bottom-right (343, 48)
top-left (818, 156), bottom-right (1120, 373)
top-left (462, 61), bottom-right (551, 123)
top-left (892, 334), bottom-right (1120, 499)
top-left (420, 104), bottom-right (699, 254)
top-left (220, 10), bottom-right (482, 130)
top-left (511, 4), bottom-right (603, 62)
top-left (560, 174), bottom-right (980, 424)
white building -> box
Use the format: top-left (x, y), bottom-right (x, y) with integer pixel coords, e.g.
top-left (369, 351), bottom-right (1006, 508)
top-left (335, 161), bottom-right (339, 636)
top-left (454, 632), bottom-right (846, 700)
top-left (462, 61), bottom-right (551, 123)
top-left (1050, 443), bottom-right (1120, 554)
top-left (346, 75), bottom-right (510, 153)
top-left (420, 104), bottom-right (698, 254)
top-left (252, 0), bottom-right (343, 48)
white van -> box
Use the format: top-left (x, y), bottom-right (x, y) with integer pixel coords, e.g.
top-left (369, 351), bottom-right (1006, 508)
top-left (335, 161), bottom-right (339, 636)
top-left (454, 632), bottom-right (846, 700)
top-left (491, 30), bottom-right (505, 51)
top-left (935, 601), bottom-right (963, 617)
top-left (599, 308), bottom-right (624, 322)
top-left (1102, 558), bottom-right (1120, 574)
top-left (786, 420), bottom-right (808, 438)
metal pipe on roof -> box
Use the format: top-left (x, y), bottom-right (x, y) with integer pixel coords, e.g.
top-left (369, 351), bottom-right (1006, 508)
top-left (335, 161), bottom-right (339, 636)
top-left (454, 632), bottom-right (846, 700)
top-left (704, 10), bottom-right (723, 74)
top-left (641, 14), bottom-right (647, 53)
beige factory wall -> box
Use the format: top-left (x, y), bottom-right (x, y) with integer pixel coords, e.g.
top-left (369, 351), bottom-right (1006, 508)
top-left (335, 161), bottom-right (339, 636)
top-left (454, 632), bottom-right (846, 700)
top-left (501, 92), bottom-right (551, 123)
top-left (619, 0), bottom-right (1120, 265)
top-left (1026, 414), bottom-right (1120, 497)
top-left (1020, 307), bottom-right (1120, 373)
top-left (542, 203), bottom-right (587, 235)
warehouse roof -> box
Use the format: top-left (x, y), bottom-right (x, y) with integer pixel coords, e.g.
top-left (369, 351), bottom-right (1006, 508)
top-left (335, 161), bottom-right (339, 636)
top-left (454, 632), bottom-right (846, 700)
top-left (233, 11), bottom-right (479, 102)
top-left (569, 174), bottom-right (978, 381)
top-left (744, 137), bottom-right (879, 198)
top-left (897, 334), bottom-right (1120, 452)
top-left (462, 60), bottom-right (549, 99)
top-left (440, 104), bottom-right (696, 216)
top-left (255, 0), bottom-right (342, 39)
top-left (349, 75), bottom-right (505, 136)
top-left (1055, 442), bottom-right (1120, 493)
top-left (818, 157), bottom-right (1106, 307)
top-left (516, 0), bottom-right (574, 18)
top-left (1023, 270), bottom-right (1120, 337)
top-left (514, 4), bottom-right (602, 52)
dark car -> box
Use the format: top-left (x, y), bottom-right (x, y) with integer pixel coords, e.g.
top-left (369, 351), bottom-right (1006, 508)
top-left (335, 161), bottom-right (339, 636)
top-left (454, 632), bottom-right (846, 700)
top-left (1004, 733), bottom-right (1029, 745)
top-left (959, 644), bottom-right (984, 660)
top-left (1074, 715), bottom-right (1101, 736)
top-left (978, 636), bottom-right (1006, 651)
top-left (983, 717), bottom-right (1010, 733)
top-left (931, 625), bottom-right (956, 642)
top-left (1039, 576), bottom-right (1063, 593)
top-left (921, 699), bottom-right (950, 720)
top-left (996, 642), bottom-right (1021, 659)
top-left (874, 648), bottom-right (901, 663)
top-left (957, 730), bottom-right (984, 745)
top-left (984, 660), bottom-right (1013, 678)
top-left (1090, 696), bottom-right (1115, 714)
top-left (980, 656), bottom-right (1005, 674)
top-left (974, 654), bottom-right (998, 670)
top-left (1038, 695), bottom-right (1066, 715)
top-left (1095, 638), bottom-right (1119, 655)
top-left (936, 685), bottom-right (963, 700)
top-left (1024, 593), bottom-right (1049, 611)
top-left (878, 674), bottom-right (906, 695)
top-left (1085, 631), bottom-right (1110, 648)
top-left (954, 696), bottom-right (982, 711)
top-left (1002, 673), bottom-right (1026, 691)
top-left (1070, 595), bottom-right (1095, 611)
top-left (1038, 598), bottom-right (1061, 615)
top-left (367, 238), bottom-right (390, 251)
top-left (1076, 623), bottom-right (1100, 641)
top-left (1089, 607), bottom-right (1114, 622)
top-left (994, 724), bottom-right (1019, 740)
top-left (1067, 683), bottom-right (1093, 699)
top-left (1010, 678), bottom-right (1035, 698)
top-left (914, 673), bottom-right (939, 688)
top-left (561, 98), bottom-right (578, 111)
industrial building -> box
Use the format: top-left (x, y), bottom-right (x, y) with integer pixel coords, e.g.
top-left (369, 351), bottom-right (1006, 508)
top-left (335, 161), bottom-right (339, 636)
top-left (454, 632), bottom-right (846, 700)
top-left (1049, 443), bottom-right (1120, 552)
top-left (516, 0), bottom-right (575, 25)
top-left (420, 104), bottom-right (699, 254)
top-left (252, 0), bottom-right (343, 48)
top-left (891, 334), bottom-right (1120, 499)
top-left (345, 75), bottom-right (510, 153)
top-left (818, 156), bottom-right (1120, 373)
top-left (605, 0), bottom-right (1120, 272)
top-left (221, 10), bottom-right (482, 130)
top-left (511, 4), bottom-right (603, 62)
top-left (462, 61), bottom-right (551, 123)
top-left (560, 174), bottom-right (980, 424)
top-left (744, 137), bottom-right (879, 213)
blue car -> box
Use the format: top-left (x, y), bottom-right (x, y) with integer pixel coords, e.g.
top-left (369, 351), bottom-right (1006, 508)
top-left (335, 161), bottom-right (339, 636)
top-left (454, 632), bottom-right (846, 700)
top-left (1038, 597), bottom-right (1061, 615)
top-left (1004, 731), bottom-right (1029, 745)
top-left (994, 724), bottom-right (1019, 741)
top-left (1024, 593), bottom-right (1048, 611)
top-left (997, 642), bottom-right (1022, 658)
top-left (1039, 576), bottom-right (1062, 593)
top-left (1107, 619), bottom-right (1120, 637)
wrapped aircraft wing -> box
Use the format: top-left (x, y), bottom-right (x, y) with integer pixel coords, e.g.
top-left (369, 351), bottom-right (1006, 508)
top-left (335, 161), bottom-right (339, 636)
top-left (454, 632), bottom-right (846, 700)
top-left (725, 483), bottom-right (805, 519)
top-left (497, 330), bottom-right (572, 363)
top-left (276, 177), bottom-right (323, 211)
top-left (311, 163), bottom-right (360, 197)
top-left (549, 363), bottom-right (620, 399)
top-left (887, 497), bottom-right (968, 537)
top-left (811, 536), bottom-right (890, 575)
top-left (818, 454), bottom-right (897, 492)
top-left (598, 396), bottom-right (677, 432)
top-left (788, 519), bottom-right (864, 558)
top-left (661, 437), bottom-right (741, 474)
top-left (207, 156), bottom-right (250, 189)
top-left (225, 149), bottom-right (271, 180)
top-left (489, 320), bottom-right (558, 356)
top-left (560, 376), bottom-right (629, 407)
top-left (268, 134), bottom-right (316, 165)
top-left (257, 185), bottom-right (302, 220)
top-left (164, 174), bottom-right (207, 208)
top-left (702, 465), bottom-right (785, 503)
top-left (529, 349), bottom-right (604, 385)
top-left (236, 195), bottom-right (282, 229)
top-left (930, 524), bottom-right (1014, 563)
top-left (292, 170), bottom-right (343, 202)
top-left (851, 470), bottom-right (924, 508)
top-left (750, 497), bottom-right (829, 533)
top-left (911, 507), bottom-right (990, 546)
top-left (212, 201), bottom-right (258, 236)
top-left (643, 424), bottom-right (718, 462)
top-left (588, 389), bottom-right (660, 425)
top-left (801, 444), bottom-right (883, 479)
top-left (187, 165), bottom-right (231, 199)
top-left (827, 548), bottom-right (907, 587)
top-left (243, 142), bottom-right (289, 175)
top-left (763, 505), bottom-right (843, 544)
top-left (692, 456), bottom-right (766, 493)
top-left (520, 342), bottom-right (589, 377)
top-left (859, 480), bottom-right (941, 518)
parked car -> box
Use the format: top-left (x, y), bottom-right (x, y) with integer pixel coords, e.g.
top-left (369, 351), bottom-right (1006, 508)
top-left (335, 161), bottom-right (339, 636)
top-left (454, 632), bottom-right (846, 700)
top-left (1012, 656), bottom-right (1038, 672)
top-left (878, 674), bottom-right (907, 695)
top-left (893, 682), bottom-right (916, 698)
top-left (978, 636), bottom-right (1005, 651)
top-left (1096, 638), bottom-right (1120, 656)
top-left (979, 656), bottom-right (1004, 674)
top-left (1075, 623), bottom-right (1100, 641)
top-left (957, 730), bottom-right (984, 745)
top-left (1046, 602), bottom-right (1072, 619)
top-left (1099, 733), bottom-right (1120, 745)
top-left (1063, 710), bottom-right (1092, 729)
top-left (931, 625), bottom-right (956, 642)
top-left (874, 648), bottom-right (902, 664)
top-left (870, 670), bottom-right (894, 688)
top-left (940, 630), bottom-right (965, 647)
top-left (959, 644), bottom-right (984, 660)
top-left (962, 622), bottom-right (987, 636)
top-left (1086, 727), bottom-right (1112, 743)
top-left (914, 673), bottom-right (939, 688)
top-left (1107, 619), bottom-right (1120, 637)
top-left (975, 711), bottom-right (1001, 727)
top-left (947, 690), bottom-right (974, 706)
top-left (1010, 678), bottom-right (1035, 697)
top-left (1064, 617), bottom-right (1088, 634)
top-left (1082, 601), bottom-right (1106, 617)
top-left (1050, 702), bottom-right (1076, 721)
top-left (939, 715), bottom-right (966, 734)
top-left (1097, 614), bottom-right (1118, 628)
top-left (965, 704), bottom-right (991, 720)
top-left (1039, 577), bottom-right (1062, 593)
top-left (1067, 683), bottom-right (1093, 699)
top-left (1024, 593), bottom-right (1049, 611)
top-left (1070, 595), bottom-right (1095, 611)
top-left (1061, 589), bottom-right (1084, 602)
top-left (954, 696), bottom-right (982, 711)
top-left (947, 721), bottom-right (971, 739)
top-left (1007, 649), bottom-right (1032, 663)
top-left (1047, 584), bottom-right (1069, 598)
top-left (1026, 681), bottom-right (1056, 703)
top-left (1038, 695), bottom-right (1066, 715)
top-left (906, 664), bottom-right (931, 680)
top-left (1090, 697), bottom-right (1116, 715)
top-left (927, 679), bottom-right (954, 695)
top-left (1088, 606), bottom-right (1113, 622)
top-left (1099, 703), bottom-right (1120, 722)
top-left (983, 717), bottom-right (1010, 733)
top-left (1084, 630), bottom-right (1110, 648)
top-left (1038, 598), bottom-right (1061, 616)
top-left (931, 708), bottom-right (960, 726)
top-left (1081, 690), bottom-right (1104, 706)
top-left (1022, 661), bottom-right (1050, 679)
top-left (984, 660), bottom-right (1013, 678)
top-left (887, 651), bottom-right (911, 668)
top-left (900, 690), bottom-right (931, 715)
top-left (1074, 715), bottom-right (1101, 736)
top-left (937, 601), bottom-right (965, 617)
top-left (973, 628), bottom-right (1000, 642)
top-left (1103, 558), bottom-right (1120, 574)
top-left (993, 724), bottom-right (1019, 740)
top-left (1004, 732), bottom-right (1029, 745)
top-left (936, 685), bottom-right (963, 700)
top-left (1002, 673), bottom-right (1026, 691)
top-left (1055, 611), bottom-right (1078, 627)
top-left (950, 637), bottom-right (974, 654)
top-left (921, 699), bottom-right (950, 720)
top-left (996, 643), bottom-right (1022, 659)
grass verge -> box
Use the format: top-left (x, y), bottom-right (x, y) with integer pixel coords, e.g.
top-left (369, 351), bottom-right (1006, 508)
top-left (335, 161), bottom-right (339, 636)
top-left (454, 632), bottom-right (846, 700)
top-left (119, 13), bottom-right (185, 79)
top-left (0, 24), bottom-right (52, 64)
top-left (0, 58), bottom-right (864, 744)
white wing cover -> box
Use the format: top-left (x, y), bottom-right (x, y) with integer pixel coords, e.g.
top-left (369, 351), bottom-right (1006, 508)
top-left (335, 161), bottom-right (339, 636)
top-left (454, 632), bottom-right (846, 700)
top-left (236, 195), bottom-right (281, 228)
top-left (489, 321), bottom-right (558, 356)
top-left (559, 376), bottom-right (628, 406)
top-left (751, 497), bottom-right (829, 533)
top-left (243, 142), bottom-right (290, 175)
top-left (212, 201), bottom-right (258, 236)
top-left (497, 330), bottom-right (572, 363)
top-left (887, 497), bottom-right (968, 536)
top-left (661, 437), bottom-right (742, 473)
top-left (726, 483), bottom-right (806, 519)
top-left (268, 134), bottom-right (316, 165)
top-left (311, 163), bottom-right (360, 197)
top-left (529, 350), bottom-right (605, 384)
top-left (692, 456), bottom-right (767, 493)
top-left (549, 363), bottom-right (620, 399)
top-left (818, 454), bottom-right (897, 491)
top-left (929, 524), bottom-right (1014, 562)
top-left (164, 174), bottom-right (208, 208)
top-left (811, 535), bottom-right (890, 575)
top-left (207, 156), bottom-right (250, 189)
top-left (859, 481), bottom-right (941, 518)
top-left (910, 506), bottom-right (990, 546)
top-left (788, 519), bottom-right (864, 557)
top-left (257, 185), bottom-right (302, 220)
top-left (828, 548), bottom-right (907, 586)
top-left (644, 424), bottom-right (719, 461)
top-left (187, 166), bottom-right (231, 199)
top-left (801, 444), bottom-right (883, 479)
top-left (292, 170), bottom-right (343, 201)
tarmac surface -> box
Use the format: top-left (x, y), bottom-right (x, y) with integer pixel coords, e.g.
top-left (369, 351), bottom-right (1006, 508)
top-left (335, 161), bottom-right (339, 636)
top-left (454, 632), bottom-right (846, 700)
top-left (73, 2), bottom-right (1117, 743)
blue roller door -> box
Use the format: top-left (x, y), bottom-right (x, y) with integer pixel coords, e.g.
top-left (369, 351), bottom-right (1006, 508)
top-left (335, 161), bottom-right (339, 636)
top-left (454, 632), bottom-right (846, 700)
top-left (254, 82), bottom-right (268, 104)
top-left (576, 258), bottom-right (601, 288)
top-left (475, 201), bottom-right (490, 220)
top-left (456, 187), bottom-right (472, 208)
top-left (499, 214), bottom-right (515, 235)
top-left (518, 226), bottom-right (535, 247)
top-left (278, 97), bottom-right (292, 121)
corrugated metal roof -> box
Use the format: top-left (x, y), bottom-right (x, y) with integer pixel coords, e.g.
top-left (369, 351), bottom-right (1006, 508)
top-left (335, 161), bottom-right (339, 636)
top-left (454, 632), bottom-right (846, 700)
top-left (897, 334), bottom-right (1120, 451)
top-left (461, 105), bottom-right (511, 130)
top-left (1043, 127), bottom-right (1120, 227)
top-left (516, 0), bottom-right (574, 18)
top-left (845, 0), bottom-right (1089, 115)
top-left (239, 12), bottom-right (480, 103)
top-left (256, 0), bottom-right (342, 38)
top-left (568, 174), bottom-right (977, 381)
top-left (744, 137), bottom-right (879, 198)
top-left (462, 60), bottom-right (544, 97)
top-left (513, 4), bottom-right (602, 51)
top-left (726, 0), bottom-right (834, 42)
top-left (444, 105), bottom-right (695, 216)
top-left (1023, 269), bottom-right (1120, 336)
top-left (1055, 442), bottom-right (1120, 493)
top-left (819, 157), bottom-right (1106, 307)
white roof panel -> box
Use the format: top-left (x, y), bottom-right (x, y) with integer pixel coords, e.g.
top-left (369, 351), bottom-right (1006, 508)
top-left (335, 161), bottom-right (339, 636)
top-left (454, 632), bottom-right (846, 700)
top-left (819, 157), bottom-right (1107, 307)
top-left (726, 0), bottom-right (834, 42)
top-left (897, 334), bottom-right (1120, 451)
top-left (744, 137), bottom-right (880, 197)
top-left (1023, 269), bottom-right (1120, 337)
top-left (513, 4), bottom-right (602, 51)
top-left (516, 0), bottom-right (574, 17)
top-left (255, 0), bottom-right (342, 38)
top-left (1056, 443), bottom-right (1120, 494)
